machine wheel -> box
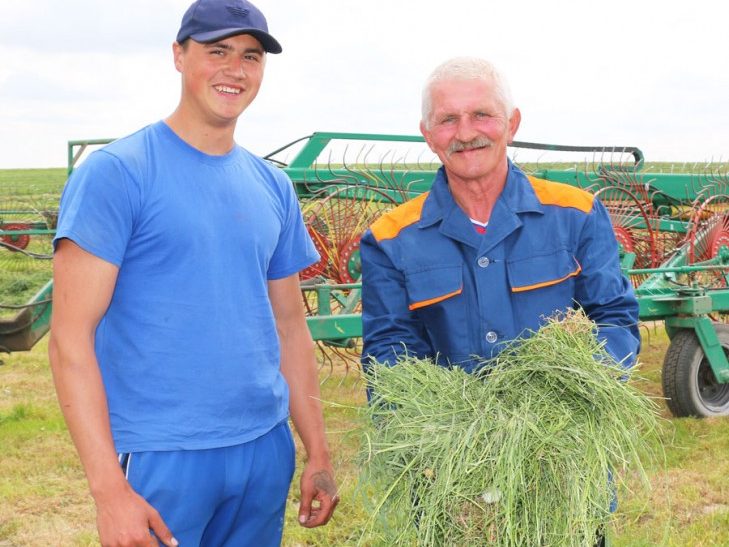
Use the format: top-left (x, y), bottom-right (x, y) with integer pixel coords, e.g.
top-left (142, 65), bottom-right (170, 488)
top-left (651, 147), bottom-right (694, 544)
top-left (300, 184), bottom-right (398, 284)
top-left (662, 324), bottom-right (729, 417)
top-left (0, 223), bottom-right (31, 251)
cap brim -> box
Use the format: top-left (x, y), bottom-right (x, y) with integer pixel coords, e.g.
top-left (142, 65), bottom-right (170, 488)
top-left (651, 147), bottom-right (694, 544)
top-left (188, 28), bottom-right (282, 53)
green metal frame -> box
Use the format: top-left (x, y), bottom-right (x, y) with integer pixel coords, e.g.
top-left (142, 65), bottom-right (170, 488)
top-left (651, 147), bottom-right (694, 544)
top-left (5, 132), bottom-right (729, 385)
top-left (0, 227), bottom-right (55, 237)
top-left (280, 133), bottom-right (729, 383)
top-left (302, 283), bottom-right (363, 345)
top-left (0, 280), bottom-right (53, 352)
top-left (634, 249), bottom-right (729, 383)
top-left (67, 138), bottom-right (116, 176)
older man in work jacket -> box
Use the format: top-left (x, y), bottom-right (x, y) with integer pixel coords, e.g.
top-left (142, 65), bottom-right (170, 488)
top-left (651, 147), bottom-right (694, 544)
top-left (360, 57), bottom-right (640, 374)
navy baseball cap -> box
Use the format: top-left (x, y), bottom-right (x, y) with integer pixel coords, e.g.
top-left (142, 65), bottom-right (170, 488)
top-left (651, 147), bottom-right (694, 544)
top-left (176, 0), bottom-right (282, 53)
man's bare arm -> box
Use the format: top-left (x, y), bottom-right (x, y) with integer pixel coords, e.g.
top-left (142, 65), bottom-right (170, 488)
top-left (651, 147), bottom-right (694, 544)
top-left (49, 239), bottom-right (176, 547)
top-left (268, 274), bottom-right (338, 528)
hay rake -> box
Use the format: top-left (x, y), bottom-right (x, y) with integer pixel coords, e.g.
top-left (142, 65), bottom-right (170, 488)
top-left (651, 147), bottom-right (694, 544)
top-left (2, 132), bottom-right (729, 417)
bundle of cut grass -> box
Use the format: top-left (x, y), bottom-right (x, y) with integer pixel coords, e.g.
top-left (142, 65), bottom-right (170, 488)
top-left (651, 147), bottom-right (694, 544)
top-left (358, 310), bottom-right (661, 546)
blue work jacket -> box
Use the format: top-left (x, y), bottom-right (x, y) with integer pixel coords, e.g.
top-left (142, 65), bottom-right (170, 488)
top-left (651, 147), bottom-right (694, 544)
top-left (360, 162), bottom-right (640, 373)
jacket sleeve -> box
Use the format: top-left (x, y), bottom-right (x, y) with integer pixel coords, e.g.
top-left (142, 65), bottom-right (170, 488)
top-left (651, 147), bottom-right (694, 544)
top-left (360, 229), bottom-right (433, 369)
top-left (574, 198), bottom-right (641, 367)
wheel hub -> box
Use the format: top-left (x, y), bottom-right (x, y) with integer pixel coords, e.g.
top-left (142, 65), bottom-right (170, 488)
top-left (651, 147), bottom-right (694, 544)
top-left (708, 226), bottom-right (729, 259)
top-left (698, 358), bottom-right (729, 407)
top-left (338, 238), bottom-right (361, 283)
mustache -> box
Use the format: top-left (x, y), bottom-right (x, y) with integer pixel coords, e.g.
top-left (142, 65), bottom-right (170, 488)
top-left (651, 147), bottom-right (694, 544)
top-left (447, 136), bottom-right (494, 155)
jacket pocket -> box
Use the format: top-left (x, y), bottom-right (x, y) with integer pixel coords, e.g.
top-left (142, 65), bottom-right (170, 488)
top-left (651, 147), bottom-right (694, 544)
top-left (507, 249), bottom-right (581, 293)
top-left (405, 265), bottom-right (463, 311)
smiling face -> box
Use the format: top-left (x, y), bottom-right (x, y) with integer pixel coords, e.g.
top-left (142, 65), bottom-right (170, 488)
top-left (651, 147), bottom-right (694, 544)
top-left (173, 33), bottom-right (266, 129)
top-left (420, 77), bottom-right (520, 185)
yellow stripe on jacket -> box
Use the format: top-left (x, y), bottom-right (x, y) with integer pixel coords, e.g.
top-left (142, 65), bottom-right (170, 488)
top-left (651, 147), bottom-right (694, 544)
top-left (370, 192), bottom-right (429, 242)
top-left (527, 176), bottom-right (594, 213)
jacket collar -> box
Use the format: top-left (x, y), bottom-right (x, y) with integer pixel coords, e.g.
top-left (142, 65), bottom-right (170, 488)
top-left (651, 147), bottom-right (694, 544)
top-left (418, 160), bottom-right (545, 250)
top-left (419, 161), bottom-right (544, 224)
top-left (501, 161), bottom-right (544, 215)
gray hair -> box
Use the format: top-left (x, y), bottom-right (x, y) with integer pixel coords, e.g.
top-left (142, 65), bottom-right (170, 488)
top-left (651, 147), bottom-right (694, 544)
top-left (421, 57), bottom-right (515, 128)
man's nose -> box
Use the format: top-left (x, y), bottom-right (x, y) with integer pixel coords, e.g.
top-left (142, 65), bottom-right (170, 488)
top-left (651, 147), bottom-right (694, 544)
top-left (224, 57), bottom-right (246, 79)
top-left (455, 117), bottom-right (478, 142)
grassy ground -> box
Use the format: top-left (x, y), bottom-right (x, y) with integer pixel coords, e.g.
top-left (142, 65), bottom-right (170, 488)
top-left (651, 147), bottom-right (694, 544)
top-left (1, 329), bottom-right (729, 546)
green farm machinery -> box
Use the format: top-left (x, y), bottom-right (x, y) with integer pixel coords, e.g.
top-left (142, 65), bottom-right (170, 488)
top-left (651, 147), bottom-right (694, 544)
top-left (2, 132), bottom-right (729, 417)
top-left (0, 171), bottom-right (56, 354)
top-left (269, 132), bottom-right (729, 418)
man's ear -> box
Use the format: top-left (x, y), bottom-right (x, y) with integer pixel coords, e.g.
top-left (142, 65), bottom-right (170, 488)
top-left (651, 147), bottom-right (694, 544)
top-left (172, 42), bottom-right (184, 73)
top-left (507, 108), bottom-right (521, 144)
top-left (420, 120), bottom-right (435, 152)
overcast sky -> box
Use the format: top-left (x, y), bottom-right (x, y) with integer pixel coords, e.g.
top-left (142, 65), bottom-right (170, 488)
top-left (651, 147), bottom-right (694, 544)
top-left (1, 0), bottom-right (727, 169)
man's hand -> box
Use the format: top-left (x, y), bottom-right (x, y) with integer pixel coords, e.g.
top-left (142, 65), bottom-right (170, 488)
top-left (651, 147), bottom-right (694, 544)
top-left (94, 485), bottom-right (178, 547)
top-left (297, 462), bottom-right (338, 528)
top-left (268, 275), bottom-right (338, 528)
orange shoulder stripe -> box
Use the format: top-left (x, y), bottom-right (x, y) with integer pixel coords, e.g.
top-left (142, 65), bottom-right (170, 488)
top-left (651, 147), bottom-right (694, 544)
top-left (527, 176), bottom-right (594, 213)
top-left (370, 192), bottom-right (429, 242)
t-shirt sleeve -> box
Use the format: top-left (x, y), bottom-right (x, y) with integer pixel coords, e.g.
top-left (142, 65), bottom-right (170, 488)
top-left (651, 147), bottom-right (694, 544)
top-left (267, 171), bottom-right (319, 280)
top-left (53, 151), bottom-right (138, 267)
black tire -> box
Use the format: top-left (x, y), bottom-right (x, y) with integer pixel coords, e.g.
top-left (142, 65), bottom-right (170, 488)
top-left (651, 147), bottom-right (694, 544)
top-left (662, 324), bottom-right (729, 417)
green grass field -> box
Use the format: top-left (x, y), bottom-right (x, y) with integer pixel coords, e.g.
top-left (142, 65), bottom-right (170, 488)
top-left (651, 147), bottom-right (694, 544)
top-left (1, 331), bottom-right (729, 545)
top-left (1, 167), bottom-right (729, 545)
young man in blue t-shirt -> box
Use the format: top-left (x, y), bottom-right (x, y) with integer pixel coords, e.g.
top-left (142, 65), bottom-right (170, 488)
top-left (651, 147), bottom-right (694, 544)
top-left (49, 1), bottom-right (338, 545)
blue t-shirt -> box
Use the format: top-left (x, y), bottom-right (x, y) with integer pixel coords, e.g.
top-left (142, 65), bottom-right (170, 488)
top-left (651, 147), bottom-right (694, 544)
top-left (54, 121), bottom-right (319, 452)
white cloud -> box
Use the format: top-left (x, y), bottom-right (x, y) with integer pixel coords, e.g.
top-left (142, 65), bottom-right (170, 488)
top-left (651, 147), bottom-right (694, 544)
top-left (0, 0), bottom-right (727, 168)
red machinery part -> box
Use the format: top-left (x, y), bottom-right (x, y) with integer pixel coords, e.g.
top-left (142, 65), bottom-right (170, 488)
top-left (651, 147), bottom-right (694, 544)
top-left (0, 223), bottom-right (31, 251)
top-left (707, 222), bottom-right (729, 260)
top-left (685, 193), bottom-right (729, 290)
top-left (301, 185), bottom-right (399, 284)
top-left (613, 225), bottom-right (635, 254)
top-left (337, 238), bottom-right (361, 284)
top-left (593, 185), bottom-right (658, 287)
top-left (687, 194), bottom-right (729, 264)
top-left (693, 215), bottom-right (729, 263)
top-left (300, 225), bottom-right (331, 280)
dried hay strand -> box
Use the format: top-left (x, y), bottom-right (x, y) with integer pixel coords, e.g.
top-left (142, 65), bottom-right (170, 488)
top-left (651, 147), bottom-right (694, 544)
top-left (358, 310), bottom-right (661, 546)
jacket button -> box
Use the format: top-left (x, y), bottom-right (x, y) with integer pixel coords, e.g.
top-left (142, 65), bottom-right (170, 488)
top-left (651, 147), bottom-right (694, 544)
top-left (478, 257), bottom-right (490, 268)
top-left (485, 331), bottom-right (498, 343)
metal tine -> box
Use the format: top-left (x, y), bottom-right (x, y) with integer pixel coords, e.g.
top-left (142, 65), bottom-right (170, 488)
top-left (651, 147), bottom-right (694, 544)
top-left (414, 148), bottom-right (440, 174)
top-left (329, 145), bottom-right (364, 188)
top-left (359, 144), bottom-right (388, 191)
top-left (316, 342), bottom-right (336, 381)
top-left (300, 149), bottom-right (345, 199)
top-left (362, 144), bottom-right (411, 200)
top-left (341, 142), bottom-right (373, 188)
top-left (374, 148), bottom-right (401, 200)
top-left (414, 149), bottom-right (439, 185)
top-left (380, 148), bottom-right (421, 203)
